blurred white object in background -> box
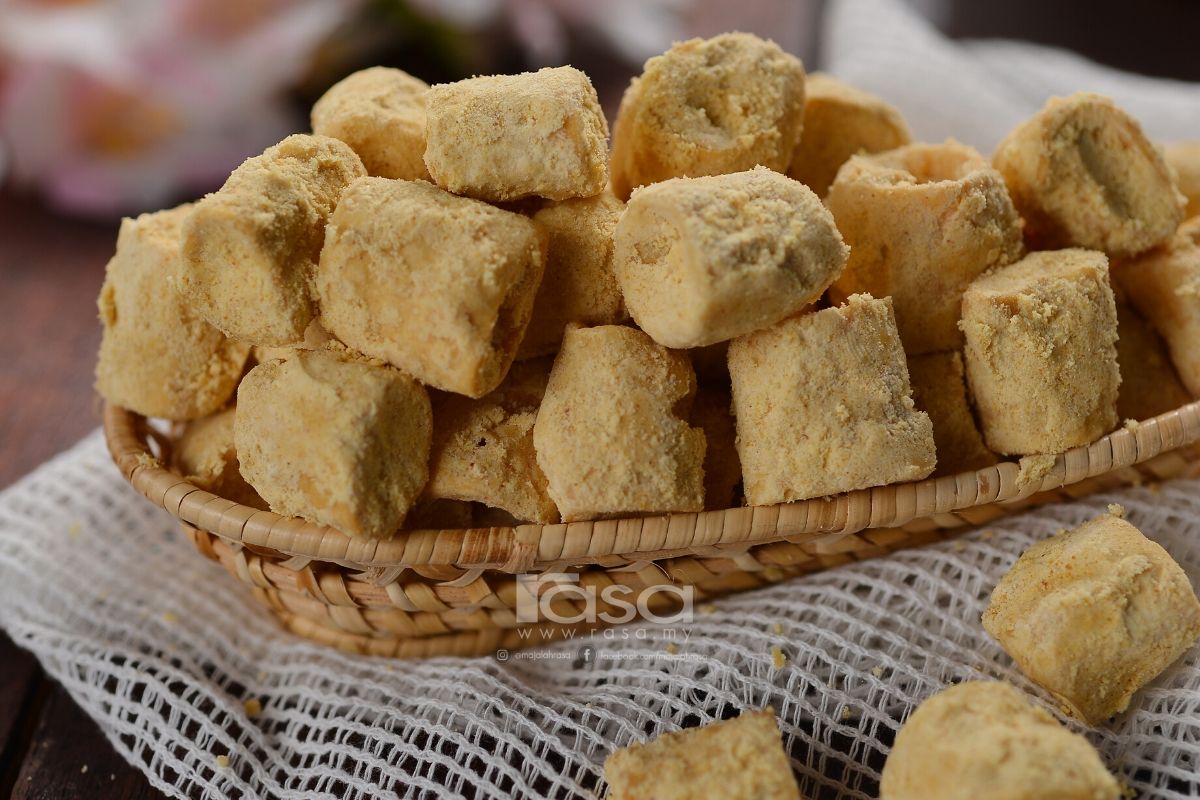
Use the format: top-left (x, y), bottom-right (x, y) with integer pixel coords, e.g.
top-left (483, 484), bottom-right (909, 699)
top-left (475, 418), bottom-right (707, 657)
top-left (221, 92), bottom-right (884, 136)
top-left (0, 0), bottom-right (360, 217)
top-left (823, 0), bottom-right (1200, 152)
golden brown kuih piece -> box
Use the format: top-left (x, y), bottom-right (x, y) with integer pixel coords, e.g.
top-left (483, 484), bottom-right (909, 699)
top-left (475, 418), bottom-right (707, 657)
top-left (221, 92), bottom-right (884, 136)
top-left (604, 709), bottom-right (801, 800)
top-left (983, 512), bottom-right (1200, 724)
top-left (729, 294), bottom-right (936, 506)
top-left (880, 681), bottom-right (1119, 800)
top-left (173, 407), bottom-right (264, 510)
top-left (533, 325), bottom-right (705, 522)
top-left (311, 66), bottom-right (430, 181)
top-left (178, 134), bottom-right (365, 346)
top-left (610, 32), bottom-right (806, 201)
top-left (235, 348), bottom-right (432, 539)
top-left (423, 66), bottom-right (608, 202)
top-left (427, 358), bottom-right (559, 524)
top-left (906, 351), bottom-right (996, 476)
top-left (1165, 142), bottom-right (1200, 219)
top-left (1115, 303), bottom-right (1192, 421)
top-left (316, 177), bottom-right (545, 398)
top-left (96, 204), bottom-right (249, 420)
top-left (961, 249), bottom-right (1120, 455)
top-left (518, 192), bottom-right (627, 359)
top-left (993, 92), bottom-right (1184, 257)
top-left (691, 385), bottom-right (742, 510)
top-left (1114, 219), bottom-right (1200, 397)
top-left (827, 139), bottom-right (1023, 354)
top-left (614, 167), bottom-right (849, 348)
top-left (787, 72), bottom-right (912, 197)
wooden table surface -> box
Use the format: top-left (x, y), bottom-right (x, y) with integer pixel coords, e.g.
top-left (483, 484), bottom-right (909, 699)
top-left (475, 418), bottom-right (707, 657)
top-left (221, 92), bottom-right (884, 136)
top-left (0, 190), bottom-right (164, 799)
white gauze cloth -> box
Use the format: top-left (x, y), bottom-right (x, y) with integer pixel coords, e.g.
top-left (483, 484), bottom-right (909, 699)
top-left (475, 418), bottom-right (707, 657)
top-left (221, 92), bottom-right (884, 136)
top-left (824, 0), bottom-right (1200, 153)
top-left (4, 2), bottom-right (1200, 797)
top-left (3, 436), bottom-right (1200, 798)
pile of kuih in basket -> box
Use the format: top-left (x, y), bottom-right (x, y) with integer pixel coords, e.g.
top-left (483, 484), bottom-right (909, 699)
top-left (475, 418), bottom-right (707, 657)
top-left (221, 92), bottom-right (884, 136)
top-left (96, 32), bottom-right (1200, 542)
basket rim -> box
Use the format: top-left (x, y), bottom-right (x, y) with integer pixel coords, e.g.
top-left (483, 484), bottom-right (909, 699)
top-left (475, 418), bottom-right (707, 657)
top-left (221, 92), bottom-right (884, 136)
top-left (104, 400), bottom-right (1200, 573)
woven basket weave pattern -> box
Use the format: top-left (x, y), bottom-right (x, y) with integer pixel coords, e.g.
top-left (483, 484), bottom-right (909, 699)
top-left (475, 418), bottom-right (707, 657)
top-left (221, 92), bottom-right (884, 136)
top-left (105, 401), bottom-right (1200, 657)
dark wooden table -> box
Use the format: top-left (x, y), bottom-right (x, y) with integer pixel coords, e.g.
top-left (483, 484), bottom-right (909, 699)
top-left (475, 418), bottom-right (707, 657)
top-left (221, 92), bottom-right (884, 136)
top-left (0, 190), bottom-right (164, 799)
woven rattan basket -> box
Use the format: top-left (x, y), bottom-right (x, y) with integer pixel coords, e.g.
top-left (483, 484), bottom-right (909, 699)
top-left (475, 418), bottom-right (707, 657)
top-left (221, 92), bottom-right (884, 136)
top-left (105, 400), bottom-right (1200, 658)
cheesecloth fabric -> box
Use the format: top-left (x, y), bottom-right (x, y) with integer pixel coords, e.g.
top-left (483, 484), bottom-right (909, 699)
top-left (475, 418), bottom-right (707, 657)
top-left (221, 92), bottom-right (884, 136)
top-left (3, 430), bottom-right (1200, 799)
top-left (4, 1), bottom-right (1200, 797)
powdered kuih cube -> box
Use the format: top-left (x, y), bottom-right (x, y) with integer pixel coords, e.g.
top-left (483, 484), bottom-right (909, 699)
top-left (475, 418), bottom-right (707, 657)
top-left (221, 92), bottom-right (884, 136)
top-left (316, 178), bottom-right (545, 398)
top-left (614, 167), bottom-right (848, 348)
top-left (235, 348), bottom-right (432, 539)
top-left (518, 192), bottom-right (627, 358)
top-left (610, 32), bottom-right (806, 201)
top-left (311, 66), bottom-right (430, 181)
top-left (881, 682), bottom-right (1119, 800)
top-left (906, 351), bottom-right (996, 476)
top-left (533, 325), bottom-right (704, 522)
top-left (173, 407), bottom-right (264, 509)
top-left (826, 140), bottom-right (1023, 354)
top-left (729, 294), bottom-right (936, 506)
top-left (787, 72), bottom-right (911, 197)
top-left (427, 358), bottom-right (558, 524)
top-left (993, 93), bottom-right (1184, 257)
top-left (961, 249), bottom-right (1119, 455)
top-left (983, 512), bottom-right (1200, 724)
top-left (604, 710), bottom-right (800, 800)
top-left (96, 204), bottom-right (249, 420)
top-left (1114, 302), bottom-right (1191, 422)
top-left (424, 66), bottom-right (608, 202)
top-left (1165, 143), bottom-right (1200, 219)
top-left (1115, 219), bottom-right (1200, 397)
top-left (179, 134), bottom-right (365, 346)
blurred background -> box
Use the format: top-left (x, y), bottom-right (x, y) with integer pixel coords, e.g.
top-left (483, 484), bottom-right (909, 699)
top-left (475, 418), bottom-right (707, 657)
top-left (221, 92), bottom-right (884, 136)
top-left (1, 0), bottom-right (1197, 220)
